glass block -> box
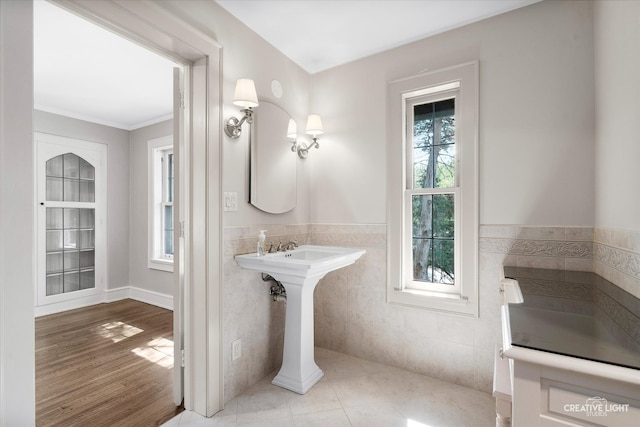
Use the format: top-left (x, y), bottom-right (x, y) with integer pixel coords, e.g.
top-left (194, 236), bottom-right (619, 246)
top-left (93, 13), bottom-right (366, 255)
top-left (80, 250), bottom-right (94, 268)
top-left (63, 251), bottom-right (79, 271)
top-left (63, 208), bottom-right (79, 229)
top-left (46, 177), bottom-right (63, 201)
top-left (63, 229), bottom-right (78, 249)
top-left (63, 272), bottom-right (80, 293)
top-left (46, 252), bottom-right (63, 274)
top-left (80, 230), bottom-right (94, 250)
top-left (79, 209), bottom-right (94, 229)
top-left (63, 153), bottom-right (79, 178)
top-left (46, 155), bottom-right (63, 178)
top-left (63, 178), bottom-right (79, 202)
top-left (46, 274), bottom-right (63, 296)
top-left (79, 180), bottom-right (95, 202)
top-left (432, 194), bottom-right (454, 238)
top-left (46, 208), bottom-right (63, 230)
top-left (80, 269), bottom-right (95, 290)
top-left (79, 158), bottom-right (95, 180)
top-left (46, 230), bottom-right (63, 252)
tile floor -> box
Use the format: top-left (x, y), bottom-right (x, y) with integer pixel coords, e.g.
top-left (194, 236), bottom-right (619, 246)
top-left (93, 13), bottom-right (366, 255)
top-left (163, 348), bottom-right (496, 427)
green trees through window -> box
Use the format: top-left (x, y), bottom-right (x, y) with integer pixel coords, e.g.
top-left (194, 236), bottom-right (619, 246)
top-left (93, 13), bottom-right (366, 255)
top-left (412, 99), bottom-right (455, 284)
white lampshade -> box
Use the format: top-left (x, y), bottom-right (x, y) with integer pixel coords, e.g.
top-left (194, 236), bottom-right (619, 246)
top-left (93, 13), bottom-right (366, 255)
top-left (287, 118), bottom-right (297, 139)
top-left (305, 114), bottom-right (324, 136)
top-left (232, 78), bottom-right (259, 109)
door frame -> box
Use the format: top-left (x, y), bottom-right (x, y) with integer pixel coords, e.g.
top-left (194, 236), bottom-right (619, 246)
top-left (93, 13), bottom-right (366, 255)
top-left (51, 0), bottom-right (224, 416)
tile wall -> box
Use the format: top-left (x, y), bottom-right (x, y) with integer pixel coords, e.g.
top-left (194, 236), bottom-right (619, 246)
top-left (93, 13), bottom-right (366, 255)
top-left (223, 224), bottom-right (596, 401)
top-left (594, 227), bottom-right (640, 300)
top-left (223, 224), bottom-right (310, 402)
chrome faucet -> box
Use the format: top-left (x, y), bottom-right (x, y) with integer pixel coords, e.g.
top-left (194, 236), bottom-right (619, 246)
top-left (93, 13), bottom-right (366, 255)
top-left (284, 240), bottom-right (298, 251)
top-left (281, 240), bottom-right (298, 251)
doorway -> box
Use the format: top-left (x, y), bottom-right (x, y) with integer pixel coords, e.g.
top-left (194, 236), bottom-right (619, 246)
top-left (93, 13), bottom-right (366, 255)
top-left (35, 0), bottom-right (224, 416)
top-left (33, 0), bottom-right (183, 415)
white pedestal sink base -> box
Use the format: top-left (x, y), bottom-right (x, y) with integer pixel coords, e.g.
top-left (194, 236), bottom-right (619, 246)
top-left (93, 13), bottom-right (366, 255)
top-left (234, 246), bottom-right (366, 395)
top-left (272, 365), bottom-right (324, 395)
top-left (271, 280), bottom-right (324, 394)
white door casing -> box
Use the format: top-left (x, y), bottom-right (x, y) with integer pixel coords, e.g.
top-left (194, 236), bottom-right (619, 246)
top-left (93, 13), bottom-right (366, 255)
top-left (173, 66), bottom-right (185, 406)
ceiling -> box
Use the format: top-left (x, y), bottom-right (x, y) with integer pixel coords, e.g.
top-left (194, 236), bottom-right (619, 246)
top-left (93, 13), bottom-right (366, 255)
top-left (34, 1), bottom-right (178, 131)
top-left (34, 0), bottom-right (540, 131)
top-left (215, 0), bottom-right (541, 74)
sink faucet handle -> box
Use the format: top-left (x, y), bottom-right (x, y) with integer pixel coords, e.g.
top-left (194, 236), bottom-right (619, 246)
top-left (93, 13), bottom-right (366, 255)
top-left (283, 240), bottom-right (298, 251)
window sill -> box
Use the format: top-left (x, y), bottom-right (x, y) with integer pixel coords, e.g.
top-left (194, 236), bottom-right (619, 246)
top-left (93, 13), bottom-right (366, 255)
top-left (148, 258), bottom-right (174, 273)
top-left (388, 287), bottom-right (477, 317)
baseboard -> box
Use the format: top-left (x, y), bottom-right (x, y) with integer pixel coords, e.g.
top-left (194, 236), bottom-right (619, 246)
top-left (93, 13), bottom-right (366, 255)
top-left (35, 286), bottom-right (173, 317)
top-left (128, 286), bottom-right (173, 310)
top-left (104, 286), bottom-right (130, 303)
top-left (35, 294), bottom-right (106, 317)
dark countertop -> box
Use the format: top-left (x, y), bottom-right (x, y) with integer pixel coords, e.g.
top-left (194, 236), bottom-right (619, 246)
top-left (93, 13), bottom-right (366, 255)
top-left (504, 267), bottom-right (640, 371)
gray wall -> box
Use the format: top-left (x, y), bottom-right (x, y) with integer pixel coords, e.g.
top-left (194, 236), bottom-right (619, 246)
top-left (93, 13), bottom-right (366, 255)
top-left (311, 0), bottom-right (596, 226)
top-left (34, 110), bottom-right (131, 290)
top-left (129, 120), bottom-right (174, 296)
top-left (35, 111), bottom-right (175, 296)
top-left (594, 0), bottom-right (640, 230)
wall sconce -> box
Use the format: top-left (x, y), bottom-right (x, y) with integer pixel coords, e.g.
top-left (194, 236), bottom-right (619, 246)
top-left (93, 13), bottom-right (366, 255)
top-left (224, 78), bottom-right (259, 139)
top-left (292, 114), bottom-right (324, 159)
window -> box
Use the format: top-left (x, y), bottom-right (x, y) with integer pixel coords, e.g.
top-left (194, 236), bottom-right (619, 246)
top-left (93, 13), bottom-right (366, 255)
top-left (148, 136), bottom-right (174, 272)
top-left (388, 62), bottom-right (478, 317)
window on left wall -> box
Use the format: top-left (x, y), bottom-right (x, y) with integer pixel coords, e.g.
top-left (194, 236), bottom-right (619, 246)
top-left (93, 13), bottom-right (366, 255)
top-left (148, 135), bottom-right (174, 272)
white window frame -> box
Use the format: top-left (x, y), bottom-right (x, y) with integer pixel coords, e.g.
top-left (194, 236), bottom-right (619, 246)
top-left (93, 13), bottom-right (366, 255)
top-left (148, 135), bottom-right (174, 272)
top-left (387, 61), bottom-right (479, 317)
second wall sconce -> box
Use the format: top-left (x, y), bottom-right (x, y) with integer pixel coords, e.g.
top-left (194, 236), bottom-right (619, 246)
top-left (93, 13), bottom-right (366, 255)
top-left (292, 114), bottom-right (324, 159)
top-left (225, 78), bottom-right (259, 139)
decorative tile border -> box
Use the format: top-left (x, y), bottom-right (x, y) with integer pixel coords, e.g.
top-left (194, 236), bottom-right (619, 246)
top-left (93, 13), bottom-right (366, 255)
top-left (480, 239), bottom-right (593, 258)
top-left (593, 227), bottom-right (640, 300)
top-left (594, 243), bottom-right (640, 280)
top-left (595, 288), bottom-right (640, 345)
top-left (479, 226), bottom-right (593, 271)
top-left (516, 277), bottom-right (593, 301)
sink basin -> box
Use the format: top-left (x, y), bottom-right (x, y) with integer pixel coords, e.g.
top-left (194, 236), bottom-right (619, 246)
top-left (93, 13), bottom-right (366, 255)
top-left (235, 245), bottom-right (366, 283)
top-left (235, 245), bottom-right (366, 394)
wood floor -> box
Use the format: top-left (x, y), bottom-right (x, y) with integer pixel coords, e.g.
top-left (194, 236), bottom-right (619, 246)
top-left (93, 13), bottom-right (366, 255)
top-left (36, 299), bottom-right (183, 426)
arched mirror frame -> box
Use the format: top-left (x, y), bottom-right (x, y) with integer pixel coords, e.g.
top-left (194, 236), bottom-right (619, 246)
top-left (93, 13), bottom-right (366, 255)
top-left (249, 101), bottom-right (297, 213)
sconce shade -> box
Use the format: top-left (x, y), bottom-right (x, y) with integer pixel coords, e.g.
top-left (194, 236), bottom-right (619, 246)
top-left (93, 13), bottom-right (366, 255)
top-left (305, 115), bottom-right (324, 136)
top-left (287, 119), bottom-right (297, 139)
top-left (233, 78), bottom-right (259, 109)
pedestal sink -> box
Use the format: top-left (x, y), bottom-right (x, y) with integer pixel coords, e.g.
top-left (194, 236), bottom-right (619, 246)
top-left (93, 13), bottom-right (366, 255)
top-left (235, 245), bottom-right (366, 394)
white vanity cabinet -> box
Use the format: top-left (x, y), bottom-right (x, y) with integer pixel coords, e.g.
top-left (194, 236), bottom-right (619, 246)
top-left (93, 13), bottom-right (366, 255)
top-left (499, 268), bottom-right (640, 427)
top-left (503, 307), bottom-right (640, 426)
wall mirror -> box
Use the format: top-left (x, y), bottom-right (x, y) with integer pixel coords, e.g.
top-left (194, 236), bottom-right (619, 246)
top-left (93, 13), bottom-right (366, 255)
top-left (250, 101), bottom-right (296, 213)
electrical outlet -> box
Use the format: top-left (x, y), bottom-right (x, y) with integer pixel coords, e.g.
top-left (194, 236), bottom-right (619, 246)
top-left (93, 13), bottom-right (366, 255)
top-left (232, 339), bottom-right (241, 360)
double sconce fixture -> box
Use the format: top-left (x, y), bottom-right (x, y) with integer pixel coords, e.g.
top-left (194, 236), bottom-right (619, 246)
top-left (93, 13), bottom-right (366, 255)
top-left (224, 78), bottom-right (259, 139)
top-left (290, 114), bottom-right (324, 159)
top-left (225, 78), bottom-right (324, 159)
